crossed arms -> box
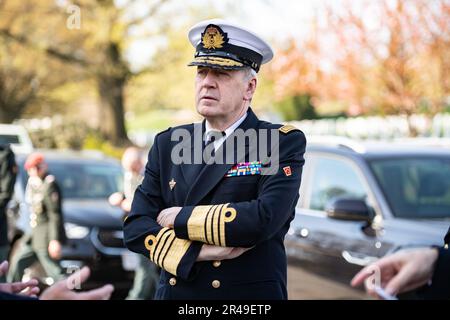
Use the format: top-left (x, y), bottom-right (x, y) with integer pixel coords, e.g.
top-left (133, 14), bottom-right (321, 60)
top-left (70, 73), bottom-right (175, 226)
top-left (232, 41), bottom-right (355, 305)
top-left (123, 130), bottom-right (306, 279)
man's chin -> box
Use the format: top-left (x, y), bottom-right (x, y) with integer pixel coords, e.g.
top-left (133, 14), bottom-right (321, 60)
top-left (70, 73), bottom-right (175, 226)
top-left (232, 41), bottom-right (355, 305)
top-left (197, 104), bottom-right (220, 117)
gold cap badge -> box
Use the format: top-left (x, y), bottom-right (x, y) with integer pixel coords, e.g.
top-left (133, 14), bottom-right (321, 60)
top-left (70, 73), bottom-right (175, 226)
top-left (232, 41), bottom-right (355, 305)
top-left (201, 25), bottom-right (227, 50)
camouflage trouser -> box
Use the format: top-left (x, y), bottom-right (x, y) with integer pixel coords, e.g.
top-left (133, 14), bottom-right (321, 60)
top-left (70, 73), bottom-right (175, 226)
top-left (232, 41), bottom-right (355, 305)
top-left (126, 254), bottom-right (160, 300)
top-left (0, 245), bottom-right (9, 282)
top-left (7, 242), bottom-right (63, 283)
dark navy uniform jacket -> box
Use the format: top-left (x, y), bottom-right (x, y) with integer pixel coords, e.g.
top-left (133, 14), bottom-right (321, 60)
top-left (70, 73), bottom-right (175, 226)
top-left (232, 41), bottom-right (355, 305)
top-left (123, 109), bottom-right (306, 300)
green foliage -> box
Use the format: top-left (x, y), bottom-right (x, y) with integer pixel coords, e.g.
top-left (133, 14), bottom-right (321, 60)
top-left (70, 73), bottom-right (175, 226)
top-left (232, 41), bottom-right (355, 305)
top-left (29, 120), bottom-right (90, 150)
top-left (276, 94), bottom-right (318, 121)
top-left (82, 133), bottom-right (125, 160)
top-left (28, 119), bottom-right (124, 159)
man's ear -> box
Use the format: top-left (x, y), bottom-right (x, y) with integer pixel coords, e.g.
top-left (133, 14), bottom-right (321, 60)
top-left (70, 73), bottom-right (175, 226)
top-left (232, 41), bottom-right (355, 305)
top-left (243, 78), bottom-right (257, 101)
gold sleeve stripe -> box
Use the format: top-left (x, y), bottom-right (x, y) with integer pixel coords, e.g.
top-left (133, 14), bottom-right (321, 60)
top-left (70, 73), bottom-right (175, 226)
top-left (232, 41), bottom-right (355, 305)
top-left (205, 205), bottom-right (219, 244)
top-left (218, 206), bottom-right (225, 246)
top-left (159, 234), bottom-right (176, 268)
top-left (156, 232), bottom-right (176, 267)
top-left (144, 228), bottom-right (191, 276)
top-left (162, 237), bottom-right (192, 275)
top-left (221, 205), bottom-right (237, 246)
top-left (154, 230), bottom-right (174, 265)
top-left (187, 203), bottom-right (237, 247)
top-left (188, 205), bottom-right (214, 243)
top-left (151, 228), bottom-right (171, 261)
top-left (212, 204), bottom-right (223, 246)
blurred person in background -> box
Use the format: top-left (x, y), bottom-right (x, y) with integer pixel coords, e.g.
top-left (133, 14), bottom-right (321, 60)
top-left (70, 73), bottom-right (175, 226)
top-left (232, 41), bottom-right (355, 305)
top-left (7, 152), bottom-right (65, 283)
top-left (351, 227), bottom-right (450, 299)
top-left (0, 260), bottom-right (114, 300)
top-left (0, 144), bottom-right (17, 282)
top-left (109, 147), bottom-right (159, 300)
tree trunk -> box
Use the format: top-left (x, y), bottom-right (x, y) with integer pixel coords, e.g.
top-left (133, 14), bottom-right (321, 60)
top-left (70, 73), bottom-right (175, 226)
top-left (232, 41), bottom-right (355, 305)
top-left (97, 75), bottom-right (131, 146)
top-left (0, 105), bottom-right (21, 123)
top-left (0, 71), bottom-right (36, 123)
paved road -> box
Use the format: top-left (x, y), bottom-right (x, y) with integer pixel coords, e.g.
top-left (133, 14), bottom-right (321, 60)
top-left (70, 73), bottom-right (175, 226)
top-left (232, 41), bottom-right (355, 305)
top-left (287, 264), bottom-right (369, 300)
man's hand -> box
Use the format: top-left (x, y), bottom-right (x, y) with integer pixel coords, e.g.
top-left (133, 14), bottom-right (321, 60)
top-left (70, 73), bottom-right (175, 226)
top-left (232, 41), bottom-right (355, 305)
top-left (351, 247), bottom-right (439, 298)
top-left (40, 266), bottom-right (114, 300)
top-left (108, 192), bottom-right (124, 207)
top-left (120, 198), bottom-right (132, 213)
top-left (157, 207), bottom-right (182, 228)
top-left (197, 244), bottom-right (253, 262)
top-left (48, 240), bottom-right (62, 260)
top-left (0, 261), bottom-right (40, 297)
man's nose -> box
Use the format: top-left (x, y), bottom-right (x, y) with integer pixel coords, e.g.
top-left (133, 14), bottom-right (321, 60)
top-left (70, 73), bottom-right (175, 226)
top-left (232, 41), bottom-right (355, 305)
top-left (201, 70), bottom-right (217, 88)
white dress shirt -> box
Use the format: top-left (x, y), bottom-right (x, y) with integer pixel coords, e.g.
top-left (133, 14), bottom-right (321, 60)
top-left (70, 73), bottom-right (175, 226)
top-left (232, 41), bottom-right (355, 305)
top-left (204, 111), bottom-right (248, 152)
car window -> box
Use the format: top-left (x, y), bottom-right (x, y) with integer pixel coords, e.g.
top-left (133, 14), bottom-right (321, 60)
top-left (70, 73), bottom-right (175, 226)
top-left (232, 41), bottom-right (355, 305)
top-left (309, 156), bottom-right (368, 211)
top-left (19, 161), bottom-right (123, 199)
top-left (53, 163), bottom-right (123, 199)
top-left (0, 134), bottom-right (20, 144)
top-left (370, 157), bottom-right (450, 219)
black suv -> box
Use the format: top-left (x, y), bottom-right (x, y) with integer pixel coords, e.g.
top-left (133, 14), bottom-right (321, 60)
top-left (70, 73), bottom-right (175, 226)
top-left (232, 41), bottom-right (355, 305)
top-left (286, 137), bottom-right (450, 298)
top-left (7, 150), bottom-right (134, 298)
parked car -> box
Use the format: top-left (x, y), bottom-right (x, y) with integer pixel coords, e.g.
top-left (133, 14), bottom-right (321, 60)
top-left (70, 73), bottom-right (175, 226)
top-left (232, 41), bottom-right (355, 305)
top-left (0, 124), bottom-right (33, 154)
top-left (7, 150), bottom-right (134, 298)
top-left (285, 136), bottom-right (450, 299)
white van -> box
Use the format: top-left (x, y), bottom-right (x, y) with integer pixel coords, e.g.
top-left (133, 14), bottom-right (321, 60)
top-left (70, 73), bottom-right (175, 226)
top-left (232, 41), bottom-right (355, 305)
top-left (0, 124), bottom-right (34, 154)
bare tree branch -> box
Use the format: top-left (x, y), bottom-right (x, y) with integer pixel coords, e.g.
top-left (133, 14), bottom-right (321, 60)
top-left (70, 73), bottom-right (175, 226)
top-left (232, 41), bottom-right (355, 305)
top-left (124, 0), bottom-right (169, 29)
top-left (0, 28), bottom-right (91, 67)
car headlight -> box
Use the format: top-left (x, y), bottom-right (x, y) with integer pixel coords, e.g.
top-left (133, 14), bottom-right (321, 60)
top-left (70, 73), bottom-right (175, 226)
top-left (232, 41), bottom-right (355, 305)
top-left (64, 223), bottom-right (90, 239)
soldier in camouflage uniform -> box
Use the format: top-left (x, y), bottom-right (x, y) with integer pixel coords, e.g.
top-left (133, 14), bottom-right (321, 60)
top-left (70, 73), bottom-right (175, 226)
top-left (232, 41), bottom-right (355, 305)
top-left (109, 147), bottom-right (159, 300)
top-left (8, 153), bottom-right (65, 283)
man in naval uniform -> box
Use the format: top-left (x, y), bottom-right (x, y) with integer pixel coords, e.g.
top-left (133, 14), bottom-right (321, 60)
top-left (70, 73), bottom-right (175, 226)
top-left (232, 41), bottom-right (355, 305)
top-left (123, 19), bottom-right (307, 300)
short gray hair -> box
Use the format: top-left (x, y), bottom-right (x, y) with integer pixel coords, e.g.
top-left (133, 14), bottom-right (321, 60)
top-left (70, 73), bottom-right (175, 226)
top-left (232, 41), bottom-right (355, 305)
top-left (242, 67), bottom-right (257, 81)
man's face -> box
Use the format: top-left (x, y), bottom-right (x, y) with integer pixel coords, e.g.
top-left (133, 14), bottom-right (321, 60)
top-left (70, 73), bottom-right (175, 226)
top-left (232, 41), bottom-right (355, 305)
top-left (28, 163), bottom-right (48, 178)
top-left (195, 67), bottom-right (253, 120)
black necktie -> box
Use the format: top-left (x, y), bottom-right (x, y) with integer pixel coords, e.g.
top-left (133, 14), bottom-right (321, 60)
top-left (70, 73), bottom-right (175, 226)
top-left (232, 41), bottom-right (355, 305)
top-left (204, 131), bottom-right (225, 159)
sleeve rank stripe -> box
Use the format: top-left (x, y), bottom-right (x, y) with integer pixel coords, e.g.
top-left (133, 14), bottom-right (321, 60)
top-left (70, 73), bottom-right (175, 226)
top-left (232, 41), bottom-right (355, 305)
top-left (151, 227), bottom-right (172, 262)
top-left (212, 204), bottom-right (224, 246)
top-left (206, 204), bottom-right (220, 245)
top-left (188, 203), bottom-right (237, 247)
top-left (189, 205), bottom-right (213, 243)
top-left (163, 237), bottom-right (192, 276)
top-left (158, 232), bottom-right (176, 268)
top-left (154, 230), bottom-right (174, 266)
top-left (204, 205), bottom-right (217, 244)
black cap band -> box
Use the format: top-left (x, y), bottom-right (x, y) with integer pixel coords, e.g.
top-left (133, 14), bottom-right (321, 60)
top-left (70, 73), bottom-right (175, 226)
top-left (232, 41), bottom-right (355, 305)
top-left (195, 42), bottom-right (263, 72)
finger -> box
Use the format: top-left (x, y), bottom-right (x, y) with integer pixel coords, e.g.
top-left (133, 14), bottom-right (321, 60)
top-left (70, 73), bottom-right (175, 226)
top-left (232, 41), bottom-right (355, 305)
top-left (0, 261), bottom-right (8, 276)
top-left (10, 279), bottom-right (39, 293)
top-left (23, 286), bottom-right (40, 297)
top-left (227, 247), bottom-right (246, 259)
top-left (76, 284), bottom-right (114, 300)
top-left (351, 267), bottom-right (374, 287)
top-left (66, 266), bottom-right (91, 288)
top-left (156, 214), bottom-right (164, 225)
top-left (351, 253), bottom-right (400, 287)
top-left (384, 264), bottom-right (416, 296)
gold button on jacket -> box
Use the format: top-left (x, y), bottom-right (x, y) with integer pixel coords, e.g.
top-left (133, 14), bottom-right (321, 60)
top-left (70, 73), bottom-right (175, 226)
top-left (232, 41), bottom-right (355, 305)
top-left (169, 277), bottom-right (177, 286)
top-left (212, 260), bottom-right (221, 268)
top-left (212, 280), bottom-right (221, 288)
